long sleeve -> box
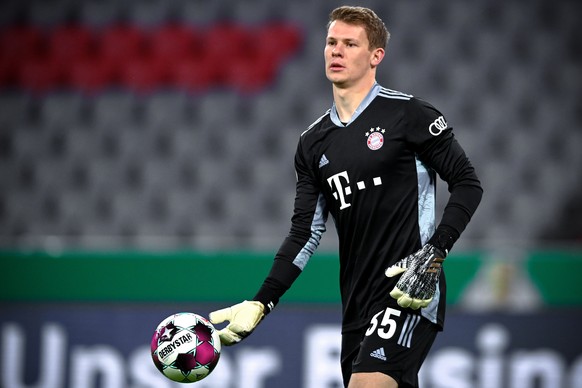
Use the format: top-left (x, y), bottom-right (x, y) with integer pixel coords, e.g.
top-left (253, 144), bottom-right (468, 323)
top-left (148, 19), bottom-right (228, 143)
top-left (254, 137), bottom-right (329, 313)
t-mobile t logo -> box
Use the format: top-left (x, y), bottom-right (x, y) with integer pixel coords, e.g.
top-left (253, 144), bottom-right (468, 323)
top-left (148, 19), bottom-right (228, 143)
top-left (327, 170), bottom-right (384, 210)
top-left (327, 171), bottom-right (352, 210)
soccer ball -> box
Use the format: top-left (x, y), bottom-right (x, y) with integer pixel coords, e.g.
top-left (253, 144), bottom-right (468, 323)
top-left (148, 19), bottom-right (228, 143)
top-left (151, 312), bottom-right (221, 383)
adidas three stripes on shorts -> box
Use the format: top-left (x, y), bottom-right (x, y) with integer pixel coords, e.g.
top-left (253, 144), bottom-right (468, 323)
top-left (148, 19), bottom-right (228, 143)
top-left (340, 306), bottom-right (439, 388)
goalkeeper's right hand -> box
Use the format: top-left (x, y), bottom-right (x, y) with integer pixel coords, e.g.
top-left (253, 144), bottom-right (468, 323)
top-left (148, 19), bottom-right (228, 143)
top-left (209, 300), bottom-right (265, 346)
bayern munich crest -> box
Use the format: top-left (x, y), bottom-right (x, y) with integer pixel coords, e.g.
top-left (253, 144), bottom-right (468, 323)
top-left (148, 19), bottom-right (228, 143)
top-left (365, 127), bottom-right (385, 150)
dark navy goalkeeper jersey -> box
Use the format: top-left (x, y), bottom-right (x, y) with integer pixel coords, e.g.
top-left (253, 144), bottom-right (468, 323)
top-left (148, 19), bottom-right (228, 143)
top-left (255, 83), bottom-right (482, 333)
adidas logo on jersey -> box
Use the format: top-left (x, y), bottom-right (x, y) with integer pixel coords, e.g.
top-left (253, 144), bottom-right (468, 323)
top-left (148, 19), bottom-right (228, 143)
top-left (370, 347), bottom-right (387, 361)
top-left (319, 154), bottom-right (330, 168)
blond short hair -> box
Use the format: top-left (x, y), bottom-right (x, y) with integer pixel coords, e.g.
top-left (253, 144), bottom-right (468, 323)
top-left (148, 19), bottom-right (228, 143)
top-left (328, 6), bottom-right (390, 50)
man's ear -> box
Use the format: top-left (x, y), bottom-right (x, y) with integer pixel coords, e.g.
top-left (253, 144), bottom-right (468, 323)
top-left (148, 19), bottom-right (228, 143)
top-left (371, 47), bottom-right (385, 67)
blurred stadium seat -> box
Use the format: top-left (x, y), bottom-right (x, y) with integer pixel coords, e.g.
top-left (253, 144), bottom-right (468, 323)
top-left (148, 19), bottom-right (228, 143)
top-left (0, 0), bottom-right (581, 250)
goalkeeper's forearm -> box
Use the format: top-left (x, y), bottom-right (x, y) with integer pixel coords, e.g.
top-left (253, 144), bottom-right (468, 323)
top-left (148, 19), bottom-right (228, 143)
top-left (209, 259), bottom-right (301, 346)
top-left (253, 258), bottom-right (302, 314)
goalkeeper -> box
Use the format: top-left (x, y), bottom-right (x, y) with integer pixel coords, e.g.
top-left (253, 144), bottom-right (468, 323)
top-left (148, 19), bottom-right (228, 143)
top-left (210, 5), bottom-right (482, 388)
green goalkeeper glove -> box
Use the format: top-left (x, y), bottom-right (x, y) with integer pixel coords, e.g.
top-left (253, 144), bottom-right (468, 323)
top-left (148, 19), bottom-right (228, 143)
top-left (209, 300), bottom-right (265, 346)
top-left (385, 244), bottom-right (446, 310)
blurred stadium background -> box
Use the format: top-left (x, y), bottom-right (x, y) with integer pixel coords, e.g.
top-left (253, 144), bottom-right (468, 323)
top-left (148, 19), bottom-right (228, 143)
top-left (0, 0), bottom-right (581, 387)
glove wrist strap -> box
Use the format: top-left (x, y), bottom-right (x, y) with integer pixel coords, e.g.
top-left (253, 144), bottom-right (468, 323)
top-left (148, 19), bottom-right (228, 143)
top-left (428, 225), bottom-right (458, 255)
top-left (253, 287), bottom-right (278, 314)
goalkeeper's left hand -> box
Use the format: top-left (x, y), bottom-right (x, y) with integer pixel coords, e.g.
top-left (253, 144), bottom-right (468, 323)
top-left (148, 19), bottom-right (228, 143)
top-left (209, 300), bottom-right (265, 346)
top-left (385, 244), bottom-right (446, 310)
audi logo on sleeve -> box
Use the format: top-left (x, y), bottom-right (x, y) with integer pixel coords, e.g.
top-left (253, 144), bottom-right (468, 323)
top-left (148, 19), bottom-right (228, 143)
top-left (428, 116), bottom-right (448, 136)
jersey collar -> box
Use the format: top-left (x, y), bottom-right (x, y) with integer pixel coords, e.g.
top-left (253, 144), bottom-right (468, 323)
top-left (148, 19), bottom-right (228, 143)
top-left (330, 82), bottom-right (382, 127)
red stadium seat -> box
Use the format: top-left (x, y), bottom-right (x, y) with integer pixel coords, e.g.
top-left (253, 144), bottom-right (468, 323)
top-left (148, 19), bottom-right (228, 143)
top-left (18, 56), bottom-right (62, 93)
top-left (149, 24), bottom-right (200, 61)
top-left (68, 56), bottom-right (116, 94)
top-left (118, 55), bottom-right (165, 94)
top-left (0, 25), bottom-right (45, 60)
top-left (47, 24), bottom-right (95, 66)
top-left (203, 22), bottom-right (302, 92)
top-left (0, 56), bottom-right (13, 85)
top-left (254, 23), bottom-right (303, 63)
top-left (1, 22), bottom-right (303, 93)
top-left (149, 24), bottom-right (203, 84)
top-left (168, 56), bottom-right (219, 92)
top-left (0, 25), bottom-right (45, 87)
top-left (225, 54), bottom-right (276, 94)
top-left (98, 24), bottom-right (147, 67)
top-left (205, 23), bottom-right (252, 61)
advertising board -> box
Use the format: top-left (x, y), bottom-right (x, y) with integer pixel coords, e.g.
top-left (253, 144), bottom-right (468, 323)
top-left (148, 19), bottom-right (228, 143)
top-left (1, 304), bottom-right (580, 388)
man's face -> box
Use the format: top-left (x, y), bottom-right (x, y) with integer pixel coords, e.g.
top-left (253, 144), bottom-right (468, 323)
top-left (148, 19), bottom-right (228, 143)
top-left (324, 20), bottom-right (378, 88)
